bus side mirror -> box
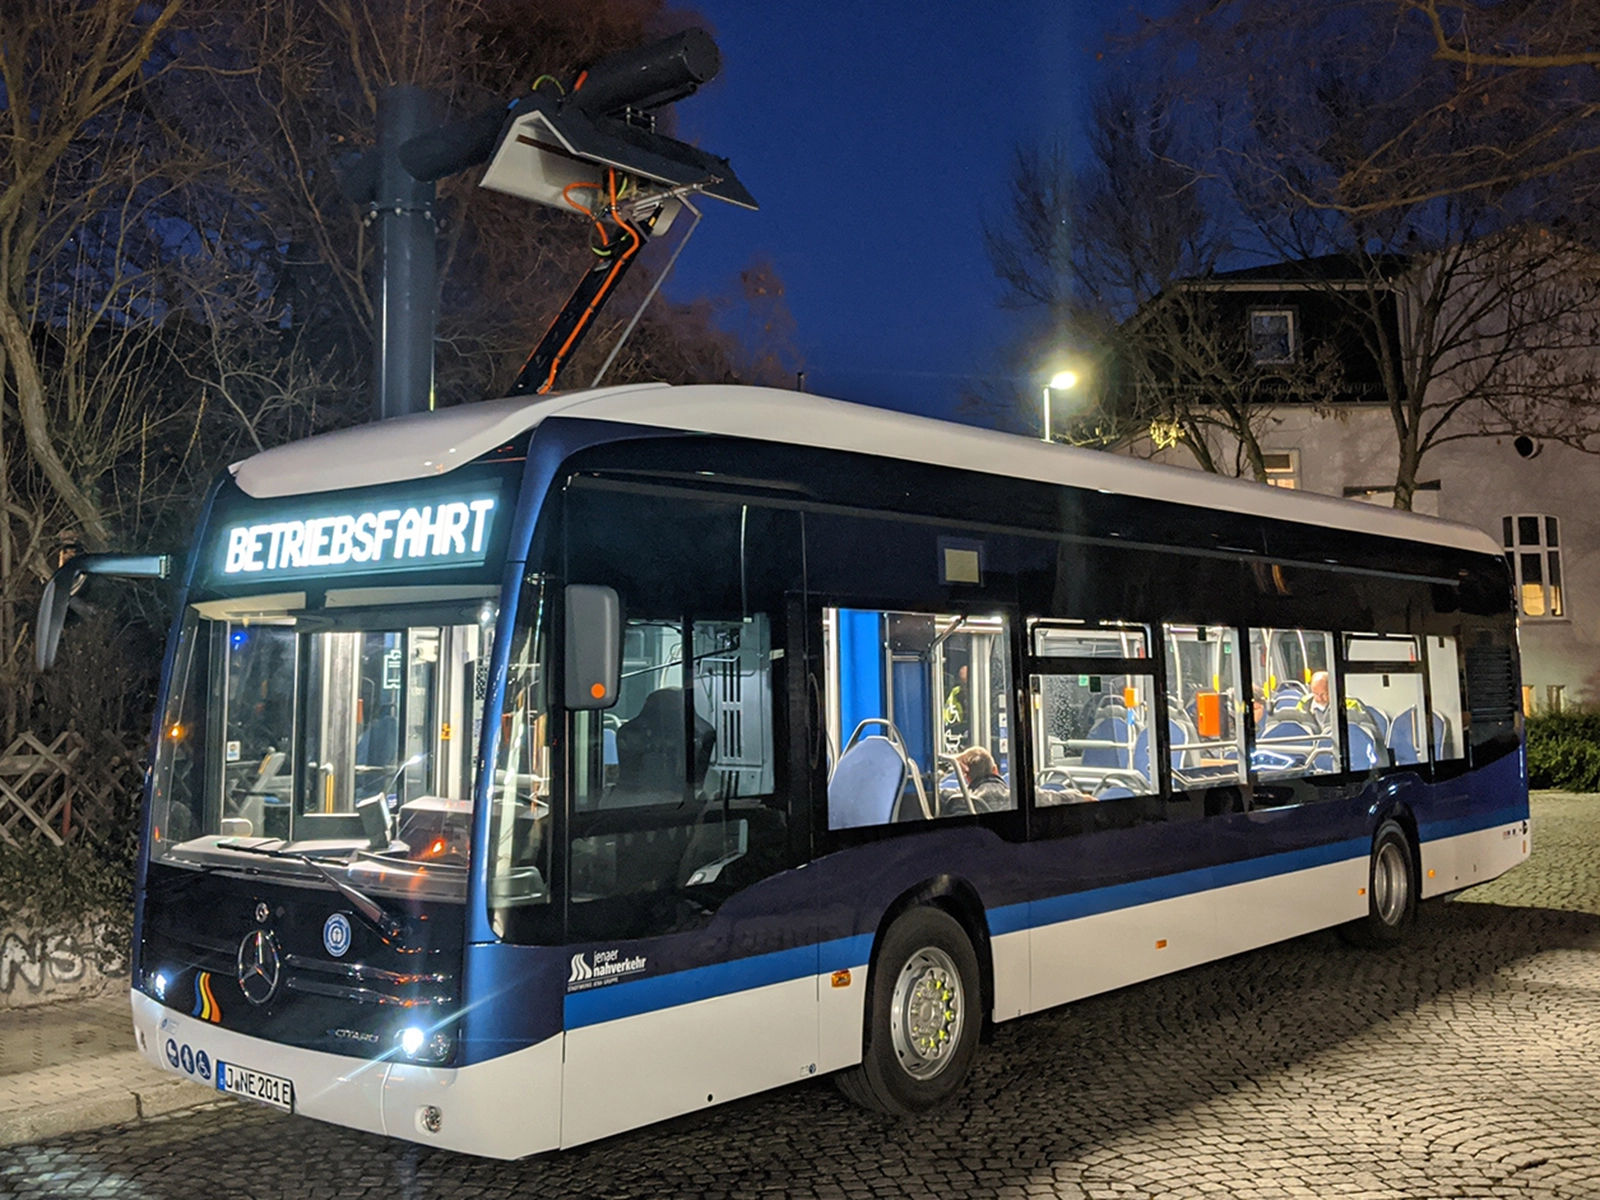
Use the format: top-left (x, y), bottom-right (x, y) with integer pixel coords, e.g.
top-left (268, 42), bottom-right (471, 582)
top-left (565, 584), bottom-right (620, 709)
top-left (36, 553), bottom-right (170, 672)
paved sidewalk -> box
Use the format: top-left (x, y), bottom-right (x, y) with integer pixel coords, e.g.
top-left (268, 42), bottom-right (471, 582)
top-left (0, 989), bottom-right (216, 1146)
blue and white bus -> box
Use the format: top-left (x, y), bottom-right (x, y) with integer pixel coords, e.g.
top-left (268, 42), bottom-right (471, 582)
top-left (124, 384), bottom-right (1527, 1157)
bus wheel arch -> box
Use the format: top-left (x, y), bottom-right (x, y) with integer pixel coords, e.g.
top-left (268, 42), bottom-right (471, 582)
top-left (865, 875), bottom-right (994, 1030)
top-left (837, 877), bottom-right (989, 1116)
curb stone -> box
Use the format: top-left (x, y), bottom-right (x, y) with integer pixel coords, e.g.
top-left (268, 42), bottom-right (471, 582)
top-left (0, 1055), bottom-right (216, 1147)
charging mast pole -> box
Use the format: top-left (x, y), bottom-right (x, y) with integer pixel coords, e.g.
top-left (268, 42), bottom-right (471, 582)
top-left (355, 29), bottom-right (755, 421)
top-left (371, 85), bottom-right (437, 421)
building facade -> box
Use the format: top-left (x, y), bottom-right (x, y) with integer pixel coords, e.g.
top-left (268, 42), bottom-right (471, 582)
top-left (1117, 257), bottom-right (1598, 712)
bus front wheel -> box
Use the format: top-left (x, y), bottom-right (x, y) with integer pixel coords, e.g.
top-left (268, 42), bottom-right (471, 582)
top-left (1341, 820), bottom-right (1417, 946)
top-left (837, 905), bottom-right (981, 1116)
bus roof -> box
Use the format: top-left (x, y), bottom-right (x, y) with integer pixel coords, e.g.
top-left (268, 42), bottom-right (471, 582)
top-left (229, 383), bottom-right (1501, 558)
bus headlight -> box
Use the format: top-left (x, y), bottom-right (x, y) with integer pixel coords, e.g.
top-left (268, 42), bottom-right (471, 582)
top-left (151, 971), bottom-right (170, 1001)
top-left (395, 1025), bottom-right (453, 1064)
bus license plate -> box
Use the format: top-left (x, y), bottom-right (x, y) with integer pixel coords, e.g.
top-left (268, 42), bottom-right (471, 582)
top-left (216, 1061), bottom-right (294, 1113)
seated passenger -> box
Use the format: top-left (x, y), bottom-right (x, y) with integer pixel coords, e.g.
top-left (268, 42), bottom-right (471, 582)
top-left (1297, 671), bottom-right (1333, 729)
top-left (947, 746), bottom-right (1013, 815)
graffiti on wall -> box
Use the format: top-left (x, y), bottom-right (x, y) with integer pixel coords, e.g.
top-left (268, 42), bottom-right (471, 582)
top-left (0, 927), bottom-right (121, 998)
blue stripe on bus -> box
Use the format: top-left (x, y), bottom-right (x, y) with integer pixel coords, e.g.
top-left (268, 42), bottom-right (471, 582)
top-left (1417, 804), bottom-right (1527, 844)
top-left (990, 835), bottom-right (1368, 936)
top-left (563, 801), bottom-right (1527, 1030)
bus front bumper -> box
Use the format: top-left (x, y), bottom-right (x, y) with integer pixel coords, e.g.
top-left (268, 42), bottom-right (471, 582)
top-left (130, 990), bottom-right (561, 1158)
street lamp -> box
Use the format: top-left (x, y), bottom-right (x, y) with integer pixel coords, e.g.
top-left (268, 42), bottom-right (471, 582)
top-left (1041, 370), bottom-right (1079, 443)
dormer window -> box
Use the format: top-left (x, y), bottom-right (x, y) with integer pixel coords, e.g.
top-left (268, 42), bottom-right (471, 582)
top-left (1250, 308), bottom-right (1297, 364)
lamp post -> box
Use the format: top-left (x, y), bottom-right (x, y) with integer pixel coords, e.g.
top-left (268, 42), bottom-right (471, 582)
top-left (1041, 370), bottom-right (1078, 443)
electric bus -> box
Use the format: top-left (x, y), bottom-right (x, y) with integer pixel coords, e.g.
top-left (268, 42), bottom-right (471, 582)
top-left (112, 383), bottom-right (1526, 1157)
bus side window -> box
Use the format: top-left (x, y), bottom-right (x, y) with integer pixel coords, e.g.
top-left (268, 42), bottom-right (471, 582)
top-left (1426, 635), bottom-right (1465, 762)
top-left (1028, 621), bottom-right (1158, 804)
top-left (1344, 634), bottom-right (1429, 770)
top-left (1162, 624), bottom-right (1247, 791)
top-left (824, 608), bottom-right (1014, 828)
top-left (1247, 628), bottom-right (1342, 788)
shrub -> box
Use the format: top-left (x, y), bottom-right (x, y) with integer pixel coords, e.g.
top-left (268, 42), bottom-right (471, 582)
top-left (1526, 709), bottom-right (1600, 792)
top-left (0, 838), bottom-right (135, 969)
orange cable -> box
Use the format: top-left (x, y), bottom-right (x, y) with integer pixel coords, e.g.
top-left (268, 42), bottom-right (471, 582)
top-left (538, 171), bottom-right (643, 393)
top-left (561, 180), bottom-right (609, 248)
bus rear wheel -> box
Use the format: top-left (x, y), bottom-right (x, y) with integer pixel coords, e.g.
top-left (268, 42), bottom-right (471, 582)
top-left (836, 905), bottom-right (981, 1116)
top-left (1341, 820), bottom-right (1417, 946)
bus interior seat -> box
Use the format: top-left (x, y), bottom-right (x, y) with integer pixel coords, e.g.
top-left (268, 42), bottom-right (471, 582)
top-left (1433, 713), bottom-right (1452, 759)
top-left (1386, 707), bottom-right (1427, 766)
top-left (1307, 737), bottom-right (1337, 774)
top-left (1081, 712), bottom-right (1133, 769)
top-left (1350, 699), bottom-right (1389, 743)
top-left (608, 688), bottom-right (715, 809)
top-left (829, 724), bottom-right (910, 829)
top-left (893, 755), bottom-right (933, 822)
top-left (1348, 723), bottom-right (1380, 770)
top-left (1132, 718), bottom-right (1196, 782)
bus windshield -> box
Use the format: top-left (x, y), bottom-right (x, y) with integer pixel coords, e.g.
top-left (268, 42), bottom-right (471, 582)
top-left (149, 587), bottom-right (502, 902)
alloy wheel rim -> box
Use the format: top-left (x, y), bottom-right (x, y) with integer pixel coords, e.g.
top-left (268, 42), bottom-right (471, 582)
top-left (1373, 840), bottom-right (1409, 926)
top-left (889, 946), bottom-right (964, 1080)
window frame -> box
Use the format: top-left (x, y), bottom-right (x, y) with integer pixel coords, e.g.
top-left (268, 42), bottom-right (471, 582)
top-left (1249, 307), bottom-right (1299, 364)
top-left (817, 600), bottom-right (1024, 845)
top-left (1261, 450), bottom-right (1300, 490)
top-left (1502, 512), bottom-right (1565, 620)
top-left (1025, 618), bottom-right (1168, 839)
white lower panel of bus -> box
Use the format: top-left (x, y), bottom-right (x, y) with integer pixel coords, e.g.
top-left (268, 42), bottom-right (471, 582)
top-left (1420, 819), bottom-right (1530, 899)
top-left (1028, 855), bottom-right (1370, 1014)
top-left (561, 973), bottom-right (817, 1148)
top-left (130, 991), bottom-right (563, 1159)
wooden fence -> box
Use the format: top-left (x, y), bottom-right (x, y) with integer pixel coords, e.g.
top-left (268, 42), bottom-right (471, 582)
top-left (0, 732), bottom-right (129, 848)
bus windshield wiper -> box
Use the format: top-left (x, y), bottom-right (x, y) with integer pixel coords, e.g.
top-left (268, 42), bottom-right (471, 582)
top-left (222, 842), bottom-right (411, 945)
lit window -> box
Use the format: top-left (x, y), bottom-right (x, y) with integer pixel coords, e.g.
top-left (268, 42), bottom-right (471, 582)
top-left (1262, 451), bottom-right (1299, 489)
top-left (1502, 514), bottom-right (1564, 619)
top-left (1250, 309), bottom-right (1296, 364)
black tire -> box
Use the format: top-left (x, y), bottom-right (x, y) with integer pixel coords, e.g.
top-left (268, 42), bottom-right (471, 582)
top-left (835, 905), bottom-right (982, 1116)
top-left (1340, 819), bottom-right (1418, 947)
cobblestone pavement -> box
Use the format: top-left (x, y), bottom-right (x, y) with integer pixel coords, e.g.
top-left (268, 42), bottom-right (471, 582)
top-left (5, 793), bottom-right (1600, 1199)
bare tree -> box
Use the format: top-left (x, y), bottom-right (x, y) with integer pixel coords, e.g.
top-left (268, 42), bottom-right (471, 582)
top-left (983, 87), bottom-right (1347, 480)
top-left (985, 3), bottom-right (1600, 507)
top-left (1216, 44), bottom-right (1600, 509)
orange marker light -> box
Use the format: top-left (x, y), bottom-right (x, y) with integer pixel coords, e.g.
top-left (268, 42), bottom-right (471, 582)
top-left (1155, 939), bottom-right (1168, 950)
top-left (830, 970), bottom-right (851, 988)
top-left (590, 682), bottom-right (606, 699)
top-left (1358, 887), bottom-right (1367, 896)
top-left (1427, 868), bottom-right (1436, 878)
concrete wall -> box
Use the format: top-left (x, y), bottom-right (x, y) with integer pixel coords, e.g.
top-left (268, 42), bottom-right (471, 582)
top-left (0, 919), bottom-right (123, 1009)
top-left (1128, 405), bottom-right (1599, 710)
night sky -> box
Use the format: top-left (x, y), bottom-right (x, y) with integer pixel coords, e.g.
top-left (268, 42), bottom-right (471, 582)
top-left (664, 1), bottom-right (1132, 423)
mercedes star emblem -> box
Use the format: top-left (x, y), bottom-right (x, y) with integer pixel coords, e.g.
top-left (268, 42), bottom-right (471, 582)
top-left (237, 929), bottom-right (281, 1006)
top-left (254, 902), bottom-right (270, 924)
